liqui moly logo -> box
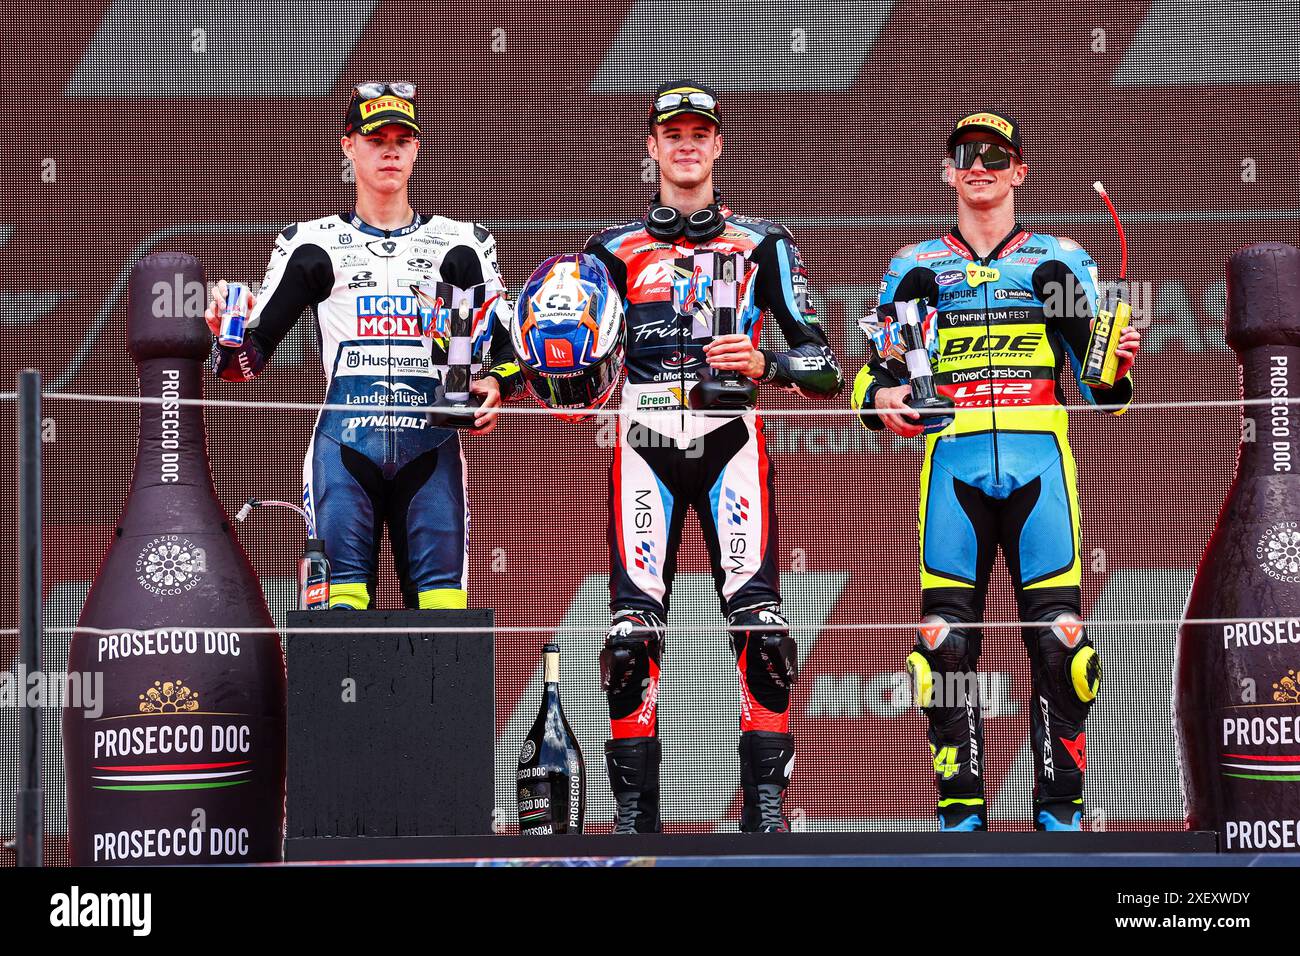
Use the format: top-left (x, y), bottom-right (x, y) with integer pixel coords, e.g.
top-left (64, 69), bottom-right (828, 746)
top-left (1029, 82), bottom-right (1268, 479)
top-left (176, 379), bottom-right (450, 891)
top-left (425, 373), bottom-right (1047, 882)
top-left (357, 295), bottom-right (421, 336)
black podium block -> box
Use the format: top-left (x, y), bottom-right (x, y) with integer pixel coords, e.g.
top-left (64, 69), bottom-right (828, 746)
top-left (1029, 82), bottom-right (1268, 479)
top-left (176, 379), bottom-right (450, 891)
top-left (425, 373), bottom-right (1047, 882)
top-left (285, 609), bottom-right (494, 838)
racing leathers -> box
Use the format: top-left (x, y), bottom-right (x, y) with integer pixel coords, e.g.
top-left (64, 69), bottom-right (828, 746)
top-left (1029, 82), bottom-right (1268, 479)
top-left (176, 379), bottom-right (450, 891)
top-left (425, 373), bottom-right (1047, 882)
top-left (585, 207), bottom-right (842, 831)
top-left (211, 211), bottom-right (523, 610)
top-left (852, 225), bottom-right (1127, 831)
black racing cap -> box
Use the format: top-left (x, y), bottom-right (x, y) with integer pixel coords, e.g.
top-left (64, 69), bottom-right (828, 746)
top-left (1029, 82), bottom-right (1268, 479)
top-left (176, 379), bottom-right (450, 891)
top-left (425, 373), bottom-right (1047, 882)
top-left (344, 82), bottom-right (420, 136)
top-left (649, 80), bottom-right (720, 127)
top-left (946, 110), bottom-right (1021, 157)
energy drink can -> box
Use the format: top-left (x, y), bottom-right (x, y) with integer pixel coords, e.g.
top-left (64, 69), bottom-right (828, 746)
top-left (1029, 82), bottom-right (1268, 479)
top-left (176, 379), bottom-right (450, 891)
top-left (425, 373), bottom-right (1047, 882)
top-left (219, 282), bottom-right (250, 347)
top-left (1081, 284), bottom-right (1131, 388)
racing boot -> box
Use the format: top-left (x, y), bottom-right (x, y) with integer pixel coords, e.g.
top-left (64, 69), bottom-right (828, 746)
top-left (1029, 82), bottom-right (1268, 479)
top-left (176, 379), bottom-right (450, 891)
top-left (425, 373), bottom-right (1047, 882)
top-left (938, 797), bottom-right (987, 832)
top-left (605, 737), bottom-right (661, 833)
top-left (738, 730), bottom-right (795, 833)
top-left (1036, 800), bottom-right (1084, 831)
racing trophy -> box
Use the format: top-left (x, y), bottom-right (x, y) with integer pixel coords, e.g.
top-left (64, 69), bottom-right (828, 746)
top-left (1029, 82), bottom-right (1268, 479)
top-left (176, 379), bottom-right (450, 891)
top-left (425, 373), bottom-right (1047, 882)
top-left (411, 280), bottom-right (491, 429)
top-left (896, 298), bottom-right (953, 433)
top-left (683, 251), bottom-right (758, 412)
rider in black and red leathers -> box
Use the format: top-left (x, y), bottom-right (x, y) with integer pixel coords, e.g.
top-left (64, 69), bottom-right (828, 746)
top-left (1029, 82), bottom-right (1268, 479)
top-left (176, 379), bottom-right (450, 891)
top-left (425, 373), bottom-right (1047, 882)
top-left (584, 81), bottom-right (842, 833)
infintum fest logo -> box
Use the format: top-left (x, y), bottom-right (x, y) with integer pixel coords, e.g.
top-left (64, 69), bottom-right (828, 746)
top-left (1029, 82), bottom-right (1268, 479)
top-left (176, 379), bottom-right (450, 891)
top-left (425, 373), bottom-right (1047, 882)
top-left (138, 679), bottom-right (200, 714)
top-left (134, 535), bottom-right (205, 596)
top-left (1256, 522), bottom-right (1300, 583)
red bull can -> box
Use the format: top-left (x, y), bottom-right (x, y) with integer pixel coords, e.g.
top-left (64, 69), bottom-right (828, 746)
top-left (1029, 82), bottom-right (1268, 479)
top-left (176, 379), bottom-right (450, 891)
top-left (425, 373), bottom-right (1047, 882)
top-left (219, 282), bottom-right (250, 347)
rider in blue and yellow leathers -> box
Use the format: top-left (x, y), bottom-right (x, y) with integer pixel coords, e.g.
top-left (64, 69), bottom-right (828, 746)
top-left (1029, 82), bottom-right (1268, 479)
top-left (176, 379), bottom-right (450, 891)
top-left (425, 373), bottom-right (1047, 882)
top-left (852, 112), bottom-right (1141, 831)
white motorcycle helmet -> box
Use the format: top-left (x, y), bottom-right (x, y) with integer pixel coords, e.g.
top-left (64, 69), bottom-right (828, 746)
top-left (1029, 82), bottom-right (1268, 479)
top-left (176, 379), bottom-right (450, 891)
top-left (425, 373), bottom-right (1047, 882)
top-left (512, 253), bottom-right (625, 422)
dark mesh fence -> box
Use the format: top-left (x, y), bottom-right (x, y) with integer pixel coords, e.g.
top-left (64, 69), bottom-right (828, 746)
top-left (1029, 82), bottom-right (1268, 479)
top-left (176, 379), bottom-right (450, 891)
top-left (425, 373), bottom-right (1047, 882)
top-left (2, 1), bottom-right (1297, 860)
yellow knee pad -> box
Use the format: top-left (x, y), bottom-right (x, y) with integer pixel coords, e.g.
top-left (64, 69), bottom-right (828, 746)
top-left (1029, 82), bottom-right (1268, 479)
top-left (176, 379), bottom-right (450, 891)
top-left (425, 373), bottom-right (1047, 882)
top-left (1070, 645), bottom-right (1101, 704)
top-left (418, 588), bottom-right (467, 610)
top-left (906, 651), bottom-right (936, 709)
top-left (329, 582), bottom-right (370, 610)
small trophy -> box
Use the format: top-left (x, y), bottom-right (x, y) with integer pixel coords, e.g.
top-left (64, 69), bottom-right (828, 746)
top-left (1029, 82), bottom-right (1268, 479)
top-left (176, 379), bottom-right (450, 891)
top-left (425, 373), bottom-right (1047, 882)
top-left (680, 251), bottom-right (758, 412)
top-left (897, 298), bottom-right (954, 434)
top-left (411, 280), bottom-right (489, 429)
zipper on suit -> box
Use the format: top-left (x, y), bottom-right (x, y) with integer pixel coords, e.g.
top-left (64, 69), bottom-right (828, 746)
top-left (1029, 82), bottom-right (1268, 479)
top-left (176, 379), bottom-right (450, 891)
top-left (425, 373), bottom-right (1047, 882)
top-left (980, 252), bottom-right (1001, 486)
top-left (383, 246), bottom-right (396, 469)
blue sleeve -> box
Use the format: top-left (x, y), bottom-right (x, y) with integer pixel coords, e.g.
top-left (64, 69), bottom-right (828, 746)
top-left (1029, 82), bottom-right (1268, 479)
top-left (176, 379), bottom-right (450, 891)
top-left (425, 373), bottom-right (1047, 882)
top-left (751, 230), bottom-right (843, 399)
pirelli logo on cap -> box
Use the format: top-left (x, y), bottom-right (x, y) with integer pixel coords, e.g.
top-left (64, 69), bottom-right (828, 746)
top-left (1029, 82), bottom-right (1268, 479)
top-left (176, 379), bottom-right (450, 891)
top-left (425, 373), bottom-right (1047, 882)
top-left (360, 96), bottom-right (415, 119)
top-left (956, 112), bottom-right (1014, 137)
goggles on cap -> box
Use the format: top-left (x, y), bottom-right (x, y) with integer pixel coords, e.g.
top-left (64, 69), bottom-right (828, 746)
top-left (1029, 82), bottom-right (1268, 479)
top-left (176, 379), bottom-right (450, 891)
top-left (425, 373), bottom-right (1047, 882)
top-left (653, 90), bottom-right (717, 113)
top-left (353, 81), bottom-right (417, 101)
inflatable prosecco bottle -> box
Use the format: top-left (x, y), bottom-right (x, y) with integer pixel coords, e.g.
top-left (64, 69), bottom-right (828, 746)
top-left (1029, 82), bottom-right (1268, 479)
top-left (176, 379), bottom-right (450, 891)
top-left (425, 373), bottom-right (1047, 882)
top-left (63, 253), bottom-right (286, 865)
top-left (1175, 243), bottom-right (1300, 853)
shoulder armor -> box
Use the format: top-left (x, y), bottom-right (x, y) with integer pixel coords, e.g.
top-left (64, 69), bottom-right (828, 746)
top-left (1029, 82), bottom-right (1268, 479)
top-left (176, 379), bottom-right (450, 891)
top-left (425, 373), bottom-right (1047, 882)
top-left (589, 219), bottom-right (644, 245)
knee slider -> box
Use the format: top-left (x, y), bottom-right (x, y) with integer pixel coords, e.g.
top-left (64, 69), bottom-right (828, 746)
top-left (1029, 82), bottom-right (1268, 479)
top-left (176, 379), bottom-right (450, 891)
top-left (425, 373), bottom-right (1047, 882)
top-left (908, 616), bottom-right (975, 709)
top-left (1070, 645), bottom-right (1101, 704)
top-left (729, 605), bottom-right (797, 687)
top-left (600, 610), bottom-right (665, 694)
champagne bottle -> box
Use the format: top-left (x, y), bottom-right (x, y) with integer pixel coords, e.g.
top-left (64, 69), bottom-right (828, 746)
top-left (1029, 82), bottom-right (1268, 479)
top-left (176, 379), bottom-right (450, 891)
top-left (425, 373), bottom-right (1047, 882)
top-left (517, 643), bottom-right (585, 834)
top-left (1175, 243), bottom-right (1300, 852)
top-left (64, 252), bottom-right (286, 865)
